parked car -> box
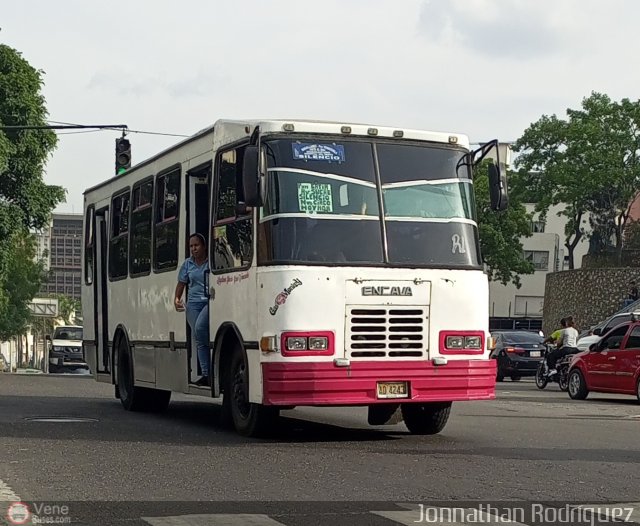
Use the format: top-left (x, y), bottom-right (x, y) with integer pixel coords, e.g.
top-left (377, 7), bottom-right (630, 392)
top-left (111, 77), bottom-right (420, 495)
top-left (568, 317), bottom-right (640, 402)
top-left (490, 330), bottom-right (545, 381)
top-left (46, 325), bottom-right (86, 373)
top-left (576, 312), bottom-right (634, 351)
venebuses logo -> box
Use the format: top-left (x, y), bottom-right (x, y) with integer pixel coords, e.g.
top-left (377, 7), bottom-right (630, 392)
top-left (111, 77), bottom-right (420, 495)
top-left (7, 502), bottom-right (30, 525)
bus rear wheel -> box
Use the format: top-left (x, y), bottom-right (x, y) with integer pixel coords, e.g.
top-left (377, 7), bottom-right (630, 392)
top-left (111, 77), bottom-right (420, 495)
top-left (117, 336), bottom-right (170, 412)
top-left (227, 347), bottom-right (278, 437)
top-left (401, 402), bottom-right (451, 435)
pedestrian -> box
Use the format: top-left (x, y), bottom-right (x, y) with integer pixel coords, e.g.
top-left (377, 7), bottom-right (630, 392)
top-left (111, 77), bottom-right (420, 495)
top-left (174, 233), bottom-right (211, 387)
top-left (623, 281), bottom-right (638, 308)
top-left (630, 281), bottom-right (638, 302)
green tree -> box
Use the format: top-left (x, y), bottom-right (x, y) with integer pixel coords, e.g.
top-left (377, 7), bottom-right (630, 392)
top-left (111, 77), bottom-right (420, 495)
top-left (56, 294), bottom-right (81, 324)
top-left (514, 92), bottom-right (640, 267)
top-left (0, 44), bottom-right (66, 337)
top-left (0, 233), bottom-right (46, 340)
top-left (474, 162), bottom-right (535, 287)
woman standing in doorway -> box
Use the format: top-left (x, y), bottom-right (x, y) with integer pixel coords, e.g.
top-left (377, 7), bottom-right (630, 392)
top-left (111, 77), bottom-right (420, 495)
top-left (174, 233), bottom-right (210, 386)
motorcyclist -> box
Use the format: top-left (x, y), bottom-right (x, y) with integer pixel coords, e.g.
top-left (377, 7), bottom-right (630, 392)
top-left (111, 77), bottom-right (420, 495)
top-left (546, 316), bottom-right (579, 377)
top-left (543, 318), bottom-right (565, 347)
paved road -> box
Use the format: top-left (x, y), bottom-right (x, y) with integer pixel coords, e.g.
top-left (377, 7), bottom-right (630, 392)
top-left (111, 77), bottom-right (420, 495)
top-left (0, 374), bottom-right (639, 525)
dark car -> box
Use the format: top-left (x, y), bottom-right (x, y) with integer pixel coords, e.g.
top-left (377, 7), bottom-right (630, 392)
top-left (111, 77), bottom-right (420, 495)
top-left (490, 330), bottom-right (545, 381)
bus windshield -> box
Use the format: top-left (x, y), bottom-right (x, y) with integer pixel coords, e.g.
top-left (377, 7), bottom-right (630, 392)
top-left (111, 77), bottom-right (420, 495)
top-left (258, 138), bottom-right (481, 267)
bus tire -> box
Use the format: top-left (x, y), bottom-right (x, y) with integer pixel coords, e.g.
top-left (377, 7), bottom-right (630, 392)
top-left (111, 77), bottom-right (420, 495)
top-left (401, 401), bottom-right (452, 435)
top-left (227, 346), bottom-right (278, 437)
top-left (117, 336), bottom-right (171, 412)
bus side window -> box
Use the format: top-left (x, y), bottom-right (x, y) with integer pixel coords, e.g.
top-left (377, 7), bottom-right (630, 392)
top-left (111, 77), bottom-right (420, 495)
top-left (212, 146), bottom-right (252, 271)
top-left (130, 178), bottom-right (153, 276)
top-left (154, 169), bottom-right (181, 272)
top-left (84, 205), bottom-right (95, 285)
top-left (109, 190), bottom-right (130, 280)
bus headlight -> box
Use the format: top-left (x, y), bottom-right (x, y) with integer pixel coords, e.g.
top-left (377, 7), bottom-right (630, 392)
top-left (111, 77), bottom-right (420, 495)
top-left (286, 337), bottom-right (307, 351)
top-left (440, 331), bottom-right (485, 354)
top-left (281, 332), bottom-right (335, 356)
top-left (445, 336), bottom-right (464, 349)
top-left (464, 336), bottom-right (482, 349)
top-left (308, 337), bottom-right (329, 350)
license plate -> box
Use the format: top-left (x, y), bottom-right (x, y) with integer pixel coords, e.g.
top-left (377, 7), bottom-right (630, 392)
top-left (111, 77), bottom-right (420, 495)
top-left (377, 381), bottom-right (409, 399)
top-left (529, 351), bottom-right (541, 357)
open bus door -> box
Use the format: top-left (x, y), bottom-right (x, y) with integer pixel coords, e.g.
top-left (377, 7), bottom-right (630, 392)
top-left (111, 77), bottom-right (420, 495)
top-left (186, 163), bottom-right (211, 386)
top-left (94, 207), bottom-right (111, 381)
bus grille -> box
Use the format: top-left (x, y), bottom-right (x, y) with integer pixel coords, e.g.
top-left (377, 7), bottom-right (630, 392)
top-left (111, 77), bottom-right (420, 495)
top-left (345, 306), bottom-right (428, 358)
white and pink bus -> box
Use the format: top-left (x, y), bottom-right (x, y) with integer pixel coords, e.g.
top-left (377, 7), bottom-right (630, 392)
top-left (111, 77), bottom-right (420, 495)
top-left (82, 119), bottom-right (508, 437)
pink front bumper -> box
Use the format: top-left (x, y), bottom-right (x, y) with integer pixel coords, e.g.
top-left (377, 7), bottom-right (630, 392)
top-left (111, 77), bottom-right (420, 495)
top-left (262, 359), bottom-right (496, 406)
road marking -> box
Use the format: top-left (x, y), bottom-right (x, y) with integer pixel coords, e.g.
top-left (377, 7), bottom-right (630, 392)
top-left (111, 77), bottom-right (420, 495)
top-left (0, 478), bottom-right (20, 501)
top-left (373, 510), bottom-right (439, 525)
top-left (375, 507), bottom-right (530, 525)
top-left (142, 514), bottom-right (287, 526)
top-left (0, 478), bottom-right (22, 526)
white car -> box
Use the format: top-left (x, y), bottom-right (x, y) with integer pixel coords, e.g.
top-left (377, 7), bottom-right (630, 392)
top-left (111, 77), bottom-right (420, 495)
top-left (47, 325), bottom-right (86, 372)
top-left (576, 334), bottom-right (599, 351)
top-left (576, 312), bottom-right (634, 351)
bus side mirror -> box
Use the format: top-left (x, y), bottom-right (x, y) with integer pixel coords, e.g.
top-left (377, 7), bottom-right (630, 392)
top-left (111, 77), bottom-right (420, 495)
top-left (242, 145), bottom-right (261, 207)
top-left (488, 163), bottom-right (508, 211)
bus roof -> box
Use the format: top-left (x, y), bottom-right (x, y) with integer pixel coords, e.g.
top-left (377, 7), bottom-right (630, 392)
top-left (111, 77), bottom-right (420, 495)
top-left (83, 118), bottom-right (469, 197)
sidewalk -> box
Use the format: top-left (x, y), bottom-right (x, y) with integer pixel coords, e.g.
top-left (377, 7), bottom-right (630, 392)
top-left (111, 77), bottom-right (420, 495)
top-left (14, 368), bottom-right (44, 375)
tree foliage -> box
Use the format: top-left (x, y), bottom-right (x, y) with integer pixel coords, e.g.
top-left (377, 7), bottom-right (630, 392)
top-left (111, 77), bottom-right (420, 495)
top-left (56, 294), bottom-right (81, 324)
top-left (0, 44), bottom-right (66, 338)
top-left (474, 161), bottom-right (534, 287)
top-left (514, 92), bottom-right (640, 267)
top-left (0, 233), bottom-right (47, 340)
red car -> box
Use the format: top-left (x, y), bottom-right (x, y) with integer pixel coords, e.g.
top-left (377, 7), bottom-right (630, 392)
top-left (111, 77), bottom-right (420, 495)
top-left (568, 320), bottom-right (640, 402)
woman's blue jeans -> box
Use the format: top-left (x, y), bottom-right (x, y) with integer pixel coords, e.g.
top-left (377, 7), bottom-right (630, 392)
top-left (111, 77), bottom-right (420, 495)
top-left (186, 302), bottom-right (210, 377)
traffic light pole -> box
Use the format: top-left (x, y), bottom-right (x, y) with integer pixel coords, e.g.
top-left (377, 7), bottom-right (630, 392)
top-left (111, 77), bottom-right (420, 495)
top-left (0, 124), bottom-right (132, 175)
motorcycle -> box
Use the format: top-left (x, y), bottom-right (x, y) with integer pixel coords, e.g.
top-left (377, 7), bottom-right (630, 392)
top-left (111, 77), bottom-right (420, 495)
top-left (535, 344), bottom-right (578, 391)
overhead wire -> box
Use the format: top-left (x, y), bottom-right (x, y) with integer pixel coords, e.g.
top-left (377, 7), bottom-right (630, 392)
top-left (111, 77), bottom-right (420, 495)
top-left (56, 129), bottom-right (103, 135)
top-left (48, 120), bottom-right (190, 138)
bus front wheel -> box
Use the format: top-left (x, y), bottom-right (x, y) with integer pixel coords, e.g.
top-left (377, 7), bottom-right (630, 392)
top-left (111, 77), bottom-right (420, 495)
top-left (227, 347), bottom-right (278, 437)
top-left (401, 401), bottom-right (452, 435)
top-left (117, 336), bottom-right (170, 412)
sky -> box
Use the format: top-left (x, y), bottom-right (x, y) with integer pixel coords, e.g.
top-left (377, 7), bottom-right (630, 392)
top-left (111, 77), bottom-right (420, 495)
top-left (2, 0), bottom-right (640, 214)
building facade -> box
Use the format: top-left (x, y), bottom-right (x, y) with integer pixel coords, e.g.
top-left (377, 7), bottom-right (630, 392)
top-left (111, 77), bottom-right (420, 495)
top-left (488, 204), bottom-right (590, 331)
top-left (33, 227), bottom-right (51, 271)
top-left (40, 213), bottom-right (83, 300)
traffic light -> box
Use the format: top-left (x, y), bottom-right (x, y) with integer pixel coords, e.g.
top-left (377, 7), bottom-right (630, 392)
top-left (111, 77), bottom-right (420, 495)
top-left (115, 137), bottom-right (131, 174)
